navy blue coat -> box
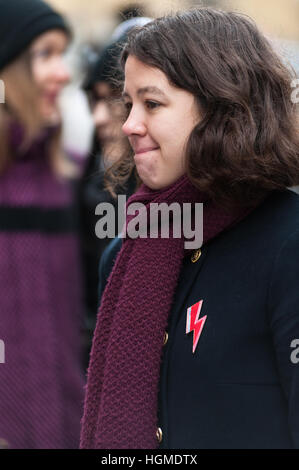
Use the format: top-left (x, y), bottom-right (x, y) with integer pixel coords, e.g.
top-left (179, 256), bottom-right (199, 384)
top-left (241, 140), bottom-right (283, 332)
top-left (97, 189), bottom-right (299, 449)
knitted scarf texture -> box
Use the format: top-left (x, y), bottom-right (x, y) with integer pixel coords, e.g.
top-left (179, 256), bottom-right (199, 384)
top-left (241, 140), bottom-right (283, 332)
top-left (80, 174), bottom-right (256, 449)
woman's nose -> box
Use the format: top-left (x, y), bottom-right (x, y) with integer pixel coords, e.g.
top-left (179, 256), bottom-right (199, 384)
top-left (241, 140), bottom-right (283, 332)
top-left (122, 109), bottom-right (146, 136)
top-left (53, 57), bottom-right (71, 85)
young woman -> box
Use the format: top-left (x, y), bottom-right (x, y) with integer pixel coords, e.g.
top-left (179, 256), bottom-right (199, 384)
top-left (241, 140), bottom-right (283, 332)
top-left (80, 8), bottom-right (299, 449)
top-left (0, 0), bottom-right (84, 448)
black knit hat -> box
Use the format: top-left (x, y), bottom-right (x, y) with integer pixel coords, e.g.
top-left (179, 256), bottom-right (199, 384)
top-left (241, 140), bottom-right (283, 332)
top-left (0, 0), bottom-right (71, 71)
top-left (83, 36), bottom-right (127, 92)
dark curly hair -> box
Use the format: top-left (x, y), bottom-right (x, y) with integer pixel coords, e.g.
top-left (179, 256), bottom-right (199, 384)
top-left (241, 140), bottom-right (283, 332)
top-left (105, 7), bottom-right (299, 207)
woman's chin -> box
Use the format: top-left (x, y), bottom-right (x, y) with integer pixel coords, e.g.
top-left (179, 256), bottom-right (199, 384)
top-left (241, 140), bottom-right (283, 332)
top-left (137, 169), bottom-right (157, 189)
top-left (139, 176), bottom-right (164, 191)
top-left (40, 106), bottom-right (61, 126)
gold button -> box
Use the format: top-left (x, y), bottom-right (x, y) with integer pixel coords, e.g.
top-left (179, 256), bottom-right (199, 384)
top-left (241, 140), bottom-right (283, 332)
top-left (163, 331), bottom-right (168, 346)
top-left (191, 248), bottom-right (202, 263)
top-left (156, 427), bottom-right (163, 443)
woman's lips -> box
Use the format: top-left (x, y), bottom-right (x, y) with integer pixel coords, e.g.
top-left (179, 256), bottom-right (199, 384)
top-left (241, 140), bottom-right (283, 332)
top-left (135, 147), bottom-right (159, 155)
top-left (44, 91), bottom-right (59, 105)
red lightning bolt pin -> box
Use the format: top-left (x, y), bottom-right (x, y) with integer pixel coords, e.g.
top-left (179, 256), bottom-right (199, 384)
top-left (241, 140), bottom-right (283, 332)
top-left (186, 300), bottom-right (207, 353)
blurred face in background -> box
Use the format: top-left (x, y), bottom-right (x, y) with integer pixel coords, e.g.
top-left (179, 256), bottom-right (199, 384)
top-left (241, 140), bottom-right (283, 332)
top-left (30, 29), bottom-right (70, 124)
top-left (88, 81), bottom-right (127, 162)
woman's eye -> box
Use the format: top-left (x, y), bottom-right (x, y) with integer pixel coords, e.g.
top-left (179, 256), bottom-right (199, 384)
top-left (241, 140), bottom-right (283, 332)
top-left (145, 101), bottom-right (160, 110)
top-left (31, 48), bottom-right (52, 60)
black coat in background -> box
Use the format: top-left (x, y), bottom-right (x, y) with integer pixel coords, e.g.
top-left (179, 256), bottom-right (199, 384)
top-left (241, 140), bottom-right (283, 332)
top-left (97, 189), bottom-right (299, 449)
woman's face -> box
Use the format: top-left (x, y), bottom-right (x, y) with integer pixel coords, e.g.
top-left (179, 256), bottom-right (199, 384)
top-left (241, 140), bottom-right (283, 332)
top-left (90, 82), bottom-right (124, 145)
top-left (30, 29), bottom-right (70, 123)
top-left (122, 55), bottom-right (200, 190)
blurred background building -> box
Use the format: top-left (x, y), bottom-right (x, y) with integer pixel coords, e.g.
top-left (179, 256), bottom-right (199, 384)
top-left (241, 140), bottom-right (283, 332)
top-left (49, 0), bottom-right (299, 42)
top-left (49, 0), bottom-right (299, 76)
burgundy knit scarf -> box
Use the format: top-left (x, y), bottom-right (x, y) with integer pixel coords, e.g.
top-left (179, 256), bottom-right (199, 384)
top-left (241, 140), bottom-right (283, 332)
top-left (80, 174), bottom-right (259, 449)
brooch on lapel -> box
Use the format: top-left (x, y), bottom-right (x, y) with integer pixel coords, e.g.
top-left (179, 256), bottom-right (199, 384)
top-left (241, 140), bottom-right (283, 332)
top-left (186, 300), bottom-right (207, 353)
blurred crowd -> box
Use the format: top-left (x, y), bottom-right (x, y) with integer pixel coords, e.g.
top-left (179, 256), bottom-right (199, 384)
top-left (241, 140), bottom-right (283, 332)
top-left (0, 0), bottom-right (297, 450)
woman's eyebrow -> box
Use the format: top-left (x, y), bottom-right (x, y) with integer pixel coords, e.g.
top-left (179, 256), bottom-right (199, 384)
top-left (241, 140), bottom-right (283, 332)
top-left (122, 86), bottom-right (167, 99)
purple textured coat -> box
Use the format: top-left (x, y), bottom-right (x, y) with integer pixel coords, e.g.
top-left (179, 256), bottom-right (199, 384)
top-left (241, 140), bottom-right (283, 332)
top-left (0, 124), bottom-right (85, 449)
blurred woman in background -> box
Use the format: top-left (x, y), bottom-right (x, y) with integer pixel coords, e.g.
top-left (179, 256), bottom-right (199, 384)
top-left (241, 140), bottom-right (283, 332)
top-left (0, 0), bottom-right (84, 448)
